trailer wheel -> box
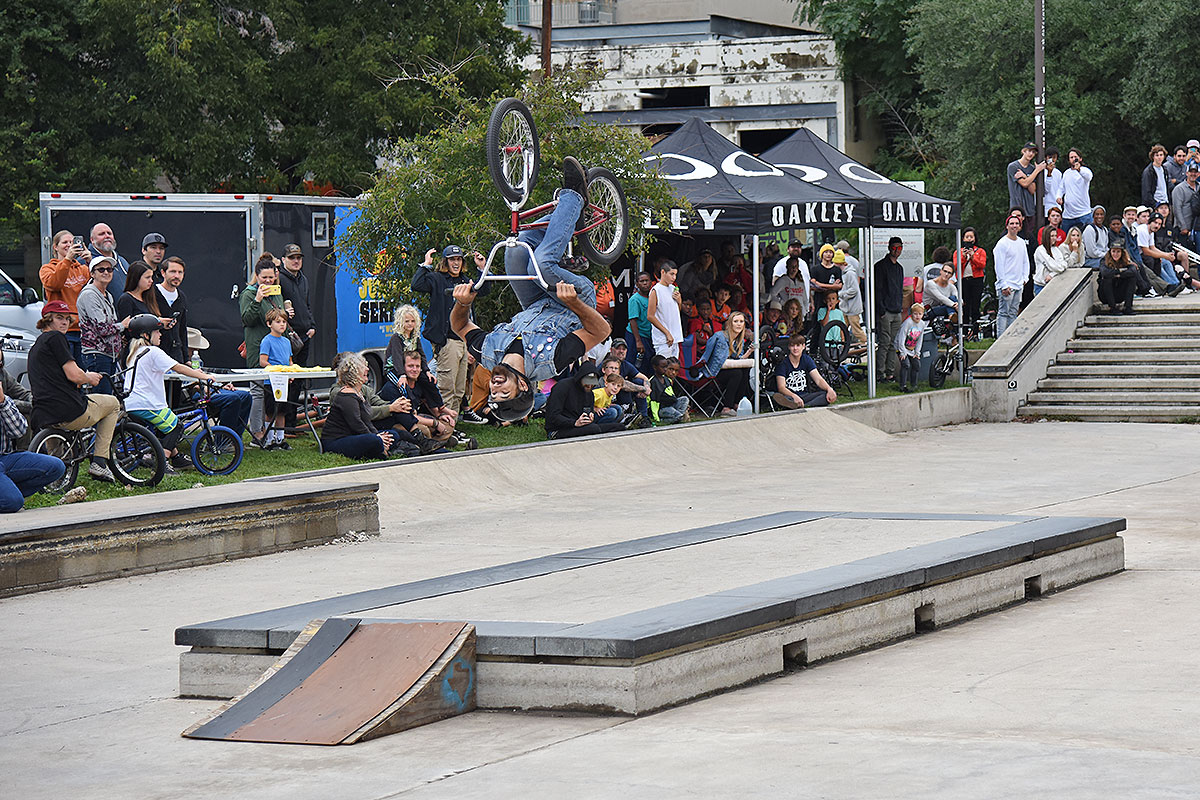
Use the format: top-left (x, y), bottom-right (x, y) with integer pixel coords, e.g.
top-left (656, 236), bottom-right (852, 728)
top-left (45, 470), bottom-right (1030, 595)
top-left (365, 353), bottom-right (384, 393)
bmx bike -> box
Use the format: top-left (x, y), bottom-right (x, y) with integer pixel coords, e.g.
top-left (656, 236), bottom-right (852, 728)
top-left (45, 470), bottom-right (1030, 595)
top-left (927, 314), bottom-right (963, 389)
top-left (475, 97), bottom-right (630, 291)
top-left (173, 380), bottom-right (245, 476)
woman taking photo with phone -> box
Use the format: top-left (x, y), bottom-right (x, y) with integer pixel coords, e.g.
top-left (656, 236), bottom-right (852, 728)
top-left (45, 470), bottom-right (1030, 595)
top-left (39, 230), bottom-right (92, 362)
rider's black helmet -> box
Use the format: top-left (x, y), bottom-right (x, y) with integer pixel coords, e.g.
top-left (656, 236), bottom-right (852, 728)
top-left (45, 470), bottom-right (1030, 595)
top-left (127, 314), bottom-right (163, 338)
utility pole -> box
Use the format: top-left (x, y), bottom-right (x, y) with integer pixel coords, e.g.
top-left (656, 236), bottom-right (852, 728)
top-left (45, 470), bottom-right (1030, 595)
top-left (1033, 0), bottom-right (1046, 231)
top-left (541, 0), bottom-right (553, 81)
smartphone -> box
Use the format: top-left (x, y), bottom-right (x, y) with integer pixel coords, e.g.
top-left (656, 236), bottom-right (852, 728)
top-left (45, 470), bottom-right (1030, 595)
top-left (263, 284), bottom-right (282, 296)
top-left (73, 235), bottom-right (85, 247)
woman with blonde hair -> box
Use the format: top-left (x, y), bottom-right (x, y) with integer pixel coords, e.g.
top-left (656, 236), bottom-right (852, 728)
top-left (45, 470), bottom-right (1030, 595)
top-left (383, 304), bottom-right (426, 390)
top-left (39, 230), bottom-right (92, 361)
top-left (698, 310), bottom-right (755, 416)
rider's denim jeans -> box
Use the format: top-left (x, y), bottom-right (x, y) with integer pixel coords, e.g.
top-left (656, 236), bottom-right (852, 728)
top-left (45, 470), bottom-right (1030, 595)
top-left (503, 189), bottom-right (595, 310)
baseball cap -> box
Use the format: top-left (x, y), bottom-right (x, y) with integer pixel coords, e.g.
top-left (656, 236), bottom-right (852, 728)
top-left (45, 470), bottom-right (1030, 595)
top-left (1022, 141), bottom-right (1037, 151)
top-left (1188, 139), bottom-right (1200, 149)
top-left (1123, 205), bottom-right (1138, 214)
top-left (443, 245), bottom-right (464, 258)
top-left (1151, 212), bottom-right (1164, 222)
top-left (1136, 205), bottom-right (1150, 215)
top-left (141, 232), bottom-right (167, 249)
top-left (767, 300), bottom-right (782, 311)
top-left (88, 254), bottom-right (116, 271)
top-left (788, 239), bottom-right (801, 247)
top-left (41, 300), bottom-right (76, 316)
top-left (282, 243), bottom-right (303, 257)
top-left (1188, 163), bottom-right (1200, 172)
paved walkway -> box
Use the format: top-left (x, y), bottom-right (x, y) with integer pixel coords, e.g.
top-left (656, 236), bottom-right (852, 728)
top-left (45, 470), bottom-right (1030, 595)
top-left (1, 417), bottom-right (1197, 798)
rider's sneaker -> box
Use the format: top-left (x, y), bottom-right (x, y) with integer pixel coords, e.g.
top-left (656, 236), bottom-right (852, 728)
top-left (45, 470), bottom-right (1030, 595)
top-left (87, 462), bottom-right (115, 483)
top-left (171, 453), bottom-right (194, 470)
top-left (163, 462), bottom-right (179, 476)
top-left (459, 407), bottom-right (487, 425)
top-left (562, 156), bottom-right (588, 203)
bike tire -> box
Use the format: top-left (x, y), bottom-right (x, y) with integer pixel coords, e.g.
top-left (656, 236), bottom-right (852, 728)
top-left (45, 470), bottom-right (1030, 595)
top-left (192, 426), bottom-right (243, 476)
top-left (485, 98), bottom-right (539, 204)
top-left (929, 353), bottom-right (953, 389)
top-left (819, 320), bottom-right (850, 365)
top-left (29, 428), bottom-right (80, 493)
top-left (577, 166), bottom-right (629, 266)
top-left (110, 420), bottom-right (166, 487)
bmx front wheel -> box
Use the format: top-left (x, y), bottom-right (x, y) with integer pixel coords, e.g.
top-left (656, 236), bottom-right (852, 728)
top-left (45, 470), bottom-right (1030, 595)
top-left (577, 167), bottom-right (629, 266)
top-left (110, 420), bottom-right (166, 487)
top-left (486, 98), bottom-right (540, 204)
top-left (192, 426), bottom-right (243, 476)
top-left (929, 354), bottom-right (952, 388)
top-left (819, 320), bottom-right (850, 365)
top-left (29, 428), bottom-right (79, 492)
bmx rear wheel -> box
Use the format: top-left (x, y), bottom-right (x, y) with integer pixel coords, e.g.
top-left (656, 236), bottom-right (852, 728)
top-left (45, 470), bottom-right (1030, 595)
top-left (486, 98), bottom-right (540, 204)
top-left (929, 353), bottom-right (953, 388)
top-left (110, 420), bottom-right (166, 487)
top-left (29, 428), bottom-right (79, 492)
top-left (577, 167), bottom-right (629, 266)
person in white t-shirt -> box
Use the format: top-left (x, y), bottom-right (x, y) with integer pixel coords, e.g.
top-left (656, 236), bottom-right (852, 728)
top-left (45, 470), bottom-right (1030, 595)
top-left (647, 261), bottom-right (683, 357)
top-left (123, 314), bottom-right (216, 472)
top-left (773, 239), bottom-right (811, 283)
top-left (1061, 148), bottom-right (1095, 231)
top-left (993, 214), bottom-right (1031, 337)
top-left (1042, 147), bottom-right (1064, 217)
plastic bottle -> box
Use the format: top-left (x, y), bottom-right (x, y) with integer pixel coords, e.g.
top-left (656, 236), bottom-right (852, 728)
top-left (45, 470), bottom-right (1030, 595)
top-left (736, 397), bottom-right (752, 416)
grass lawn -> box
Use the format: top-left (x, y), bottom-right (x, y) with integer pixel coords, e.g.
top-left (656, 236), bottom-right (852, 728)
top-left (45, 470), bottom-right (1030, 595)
top-left (22, 378), bottom-right (961, 509)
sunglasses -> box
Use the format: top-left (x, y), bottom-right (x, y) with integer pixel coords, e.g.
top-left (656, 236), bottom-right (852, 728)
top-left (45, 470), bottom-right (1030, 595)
top-left (93, 267), bottom-right (114, 273)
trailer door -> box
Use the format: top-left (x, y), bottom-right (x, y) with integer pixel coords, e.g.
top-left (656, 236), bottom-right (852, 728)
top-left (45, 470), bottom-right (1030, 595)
top-left (44, 207), bottom-right (250, 368)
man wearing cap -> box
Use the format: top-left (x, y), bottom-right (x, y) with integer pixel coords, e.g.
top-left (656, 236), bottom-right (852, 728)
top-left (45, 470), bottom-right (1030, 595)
top-left (1061, 148), bottom-right (1095, 231)
top-left (87, 223), bottom-right (130, 302)
top-left (412, 243), bottom-right (489, 416)
top-left (28, 301), bottom-right (120, 482)
top-left (278, 244), bottom-right (316, 365)
top-left (141, 233), bottom-right (167, 278)
top-left (773, 239), bottom-right (810, 284)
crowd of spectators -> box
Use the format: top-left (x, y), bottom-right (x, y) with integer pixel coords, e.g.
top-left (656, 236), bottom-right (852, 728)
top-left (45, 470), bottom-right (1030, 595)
top-left (1001, 140), bottom-right (1200, 330)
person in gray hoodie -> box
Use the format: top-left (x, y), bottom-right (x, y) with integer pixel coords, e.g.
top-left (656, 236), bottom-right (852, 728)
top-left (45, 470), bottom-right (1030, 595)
top-left (1081, 206), bottom-right (1109, 269)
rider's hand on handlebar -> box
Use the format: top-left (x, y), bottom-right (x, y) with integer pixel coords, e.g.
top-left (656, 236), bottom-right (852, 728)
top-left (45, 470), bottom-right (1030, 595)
top-left (452, 283), bottom-right (477, 305)
top-left (555, 282), bottom-right (579, 304)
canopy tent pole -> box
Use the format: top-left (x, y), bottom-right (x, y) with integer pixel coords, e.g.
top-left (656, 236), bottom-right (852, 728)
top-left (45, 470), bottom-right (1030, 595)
top-left (753, 234), bottom-right (761, 414)
top-left (865, 227), bottom-right (876, 398)
top-left (955, 227), bottom-right (964, 385)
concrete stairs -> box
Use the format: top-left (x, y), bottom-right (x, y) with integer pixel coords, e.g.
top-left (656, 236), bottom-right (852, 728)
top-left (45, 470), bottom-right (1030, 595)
top-left (1019, 299), bottom-right (1200, 422)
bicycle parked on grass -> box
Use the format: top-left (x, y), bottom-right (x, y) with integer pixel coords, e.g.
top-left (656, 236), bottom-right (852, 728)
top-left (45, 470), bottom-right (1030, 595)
top-left (927, 314), bottom-right (964, 389)
top-left (173, 380), bottom-right (245, 476)
top-left (30, 374), bottom-right (166, 492)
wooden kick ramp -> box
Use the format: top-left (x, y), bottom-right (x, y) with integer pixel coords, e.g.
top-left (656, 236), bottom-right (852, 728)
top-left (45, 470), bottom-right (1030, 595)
top-left (183, 618), bottom-right (475, 744)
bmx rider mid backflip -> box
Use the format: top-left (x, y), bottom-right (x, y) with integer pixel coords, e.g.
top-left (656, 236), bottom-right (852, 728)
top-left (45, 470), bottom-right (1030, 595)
top-left (450, 157), bottom-right (611, 421)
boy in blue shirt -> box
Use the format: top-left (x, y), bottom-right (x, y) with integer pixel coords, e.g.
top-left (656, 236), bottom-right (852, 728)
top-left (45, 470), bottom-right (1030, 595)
top-left (259, 308), bottom-right (293, 449)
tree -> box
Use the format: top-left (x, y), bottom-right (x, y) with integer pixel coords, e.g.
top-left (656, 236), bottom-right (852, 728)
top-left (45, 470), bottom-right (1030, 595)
top-left (338, 71), bottom-right (683, 329)
top-left (0, 0), bottom-right (527, 247)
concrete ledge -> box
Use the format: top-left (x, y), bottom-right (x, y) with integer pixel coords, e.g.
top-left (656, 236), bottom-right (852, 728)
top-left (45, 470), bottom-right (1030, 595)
top-left (178, 511), bottom-right (1125, 711)
top-left (831, 387), bottom-right (972, 433)
top-left (972, 268), bottom-right (1096, 421)
top-left (0, 481), bottom-right (379, 598)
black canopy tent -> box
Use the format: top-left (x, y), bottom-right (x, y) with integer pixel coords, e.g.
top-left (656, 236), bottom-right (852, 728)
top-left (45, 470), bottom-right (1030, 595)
top-left (762, 129), bottom-right (964, 396)
top-left (644, 118), bottom-right (868, 410)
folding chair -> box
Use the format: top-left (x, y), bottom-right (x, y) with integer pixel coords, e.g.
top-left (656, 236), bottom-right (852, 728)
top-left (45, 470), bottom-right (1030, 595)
top-left (677, 334), bottom-right (723, 418)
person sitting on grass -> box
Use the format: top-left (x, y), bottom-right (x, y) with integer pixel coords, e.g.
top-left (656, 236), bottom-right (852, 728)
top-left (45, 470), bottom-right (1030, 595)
top-left (329, 351), bottom-right (441, 457)
top-left (895, 303), bottom-right (927, 393)
top-left (771, 333), bottom-right (837, 409)
top-left (0, 375), bottom-right (65, 513)
top-left (124, 315), bottom-right (217, 473)
top-left (320, 352), bottom-right (402, 460)
top-left (258, 308), bottom-right (293, 450)
top-left (602, 345), bottom-right (650, 417)
top-left (398, 350), bottom-right (474, 450)
top-left (649, 355), bottom-right (690, 424)
top-left (544, 363), bottom-right (628, 439)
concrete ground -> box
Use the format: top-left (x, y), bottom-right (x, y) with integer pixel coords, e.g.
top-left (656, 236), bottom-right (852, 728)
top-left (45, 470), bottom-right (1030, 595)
top-left (1, 414), bottom-right (1198, 798)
